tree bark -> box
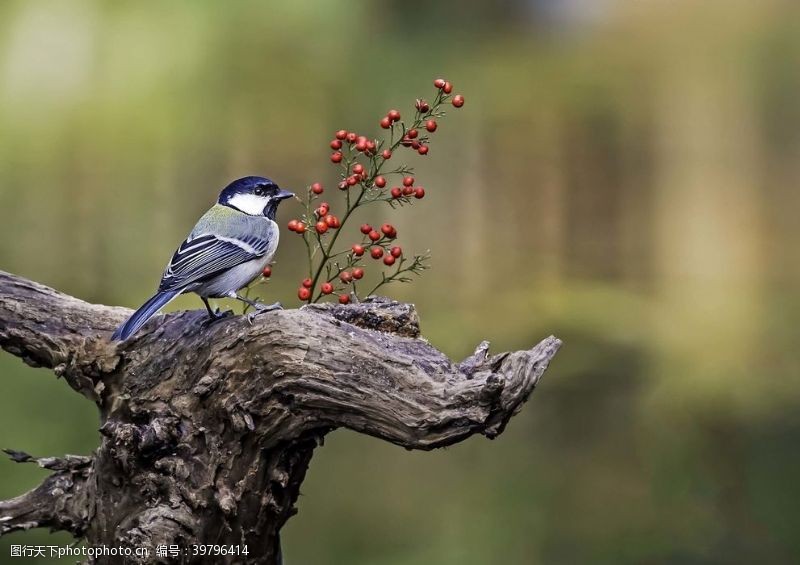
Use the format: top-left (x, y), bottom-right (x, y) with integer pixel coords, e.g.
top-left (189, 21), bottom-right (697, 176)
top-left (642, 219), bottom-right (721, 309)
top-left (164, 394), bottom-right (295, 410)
top-left (0, 270), bottom-right (561, 564)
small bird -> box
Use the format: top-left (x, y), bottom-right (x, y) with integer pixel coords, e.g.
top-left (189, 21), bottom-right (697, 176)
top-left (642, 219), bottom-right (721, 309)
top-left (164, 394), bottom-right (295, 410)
top-left (112, 176), bottom-right (294, 341)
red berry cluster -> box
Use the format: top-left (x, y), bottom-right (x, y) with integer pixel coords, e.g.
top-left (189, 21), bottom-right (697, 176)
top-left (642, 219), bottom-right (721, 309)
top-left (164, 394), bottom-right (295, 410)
top-left (357, 222), bottom-right (400, 265)
top-left (331, 131), bottom-right (377, 166)
top-left (288, 201), bottom-right (343, 235)
top-left (290, 78), bottom-right (464, 304)
top-left (389, 176), bottom-right (425, 200)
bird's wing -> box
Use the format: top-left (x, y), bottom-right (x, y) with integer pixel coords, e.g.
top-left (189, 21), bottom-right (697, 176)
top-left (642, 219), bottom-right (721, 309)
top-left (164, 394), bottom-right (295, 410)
top-left (158, 232), bottom-right (271, 291)
top-left (158, 207), bottom-right (275, 292)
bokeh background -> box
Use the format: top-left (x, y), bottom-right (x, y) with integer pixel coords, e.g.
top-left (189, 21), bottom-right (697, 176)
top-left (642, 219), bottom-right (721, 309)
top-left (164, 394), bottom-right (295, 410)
top-left (1, 1), bottom-right (799, 563)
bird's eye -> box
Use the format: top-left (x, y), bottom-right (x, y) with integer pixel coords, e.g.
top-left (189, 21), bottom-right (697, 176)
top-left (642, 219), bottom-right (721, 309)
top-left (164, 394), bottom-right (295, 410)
top-left (254, 187), bottom-right (264, 196)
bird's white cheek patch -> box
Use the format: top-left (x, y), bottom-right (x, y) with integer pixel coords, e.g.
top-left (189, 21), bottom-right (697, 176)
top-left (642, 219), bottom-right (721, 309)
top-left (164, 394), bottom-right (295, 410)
top-left (228, 193), bottom-right (270, 215)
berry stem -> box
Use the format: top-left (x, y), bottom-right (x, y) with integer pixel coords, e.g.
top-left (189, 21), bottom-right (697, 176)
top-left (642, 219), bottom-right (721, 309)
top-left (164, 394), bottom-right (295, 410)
top-left (364, 252), bottom-right (430, 297)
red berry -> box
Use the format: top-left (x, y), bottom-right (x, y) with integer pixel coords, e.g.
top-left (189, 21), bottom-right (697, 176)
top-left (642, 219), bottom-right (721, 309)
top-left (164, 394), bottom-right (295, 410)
top-left (366, 140), bottom-right (377, 153)
top-left (352, 244), bottom-right (365, 256)
top-left (368, 230), bottom-right (381, 242)
top-left (443, 81), bottom-right (453, 94)
top-left (452, 94), bottom-right (464, 108)
top-left (346, 175), bottom-right (358, 186)
top-left (418, 145), bottom-right (429, 155)
top-left (415, 99), bottom-right (430, 112)
top-left (371, 247), bottom-right (384, 259)
top-left (331, 152), bottom-right (343, 163)
top-left (262, 266), bottom-right (272, 277)
top-left (380, 116), bottom-right (392, 129)
top-left (390, 187), bottom-right (402, 199)
top-left (383, 255), bottom-right (396, 266)
top-left (352, 163), bottom-right (365, 175)
top-left (381, 223), bottom-right (396, 238)
top-left (346, 132), bottom-right (357, 143)
top-left (311, 182), bottom-right (324, 194)
top-left (411, 140), bottom-right (421, 150)
top-left (403, 176), bottom-right (415, 187)
top-left (388, 109), bottom-right (401, 122)
top-left (316, 221), bottom-right (328, 234)
top-left (391, 246), bottom-right (402, 258)
top-left (401, 136), bottom-right (413, 147)
top-left (330, 139), bottom-right (342, 150)
top-left (287, 219), bottom-right (299, 232)
top-left (360, 224), bottom-right (372, 234)
top-left (382, 149), bottom-right (392, 159)
top-left (317, 202), bottom-right (330, 216)
top-left (434, 78), bottom-right (446, 89)
top-left (340, 271), bottom-right (353, 283)
top-left (338, 294), bottom-right (350, 304)
top-left (352, 267), bottom-right (364, 279)
top-left (414, 187), bottom-right (425, 199)
top-left (325, 215), bottom-right (338, 228)
top-left (407, 129), bottom-right (418, 139)
top-left (402, 186), bottom-right (414, 196)
top-left (302, 278), bottom-right (313, 288)
top-left (298, 287), bottom-right (311, 301)
top-left (356, 139), bottom-right (368, 152)
top-left (375, 176), bottom-right (387, 188)
top-left (335, 129), bottom-right (348, 140)
top-left (295, 222), bottom-right (307, 234)
top-left (425, 120), bottom-right (437, 132)
top-left (321, 282), bottom-right (333, 294)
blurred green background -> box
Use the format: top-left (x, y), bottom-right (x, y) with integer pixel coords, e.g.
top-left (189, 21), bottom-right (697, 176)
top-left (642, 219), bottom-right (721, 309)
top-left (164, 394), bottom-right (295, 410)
top-left (1, 0), bottom-right (799, 563)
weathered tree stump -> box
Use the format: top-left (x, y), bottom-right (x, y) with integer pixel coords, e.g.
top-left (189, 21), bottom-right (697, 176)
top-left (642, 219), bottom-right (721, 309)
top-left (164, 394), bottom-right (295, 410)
top-left (0, 270), bottom-right (561, 564)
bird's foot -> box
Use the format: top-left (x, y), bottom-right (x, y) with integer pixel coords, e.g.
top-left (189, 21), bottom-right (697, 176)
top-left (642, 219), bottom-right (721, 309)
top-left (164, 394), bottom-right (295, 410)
top-left (245, 302), bottom-right (283, 324)
top-left (203, 309), bottom-right (234, 327)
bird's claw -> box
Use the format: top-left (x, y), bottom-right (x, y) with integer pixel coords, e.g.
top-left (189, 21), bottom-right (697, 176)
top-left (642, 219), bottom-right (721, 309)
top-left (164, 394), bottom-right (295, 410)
top-left (203, 309), bottom-right (233, 327)
top-left (245, 302), bottom-right (282, 324)
top-left (212, 307), bottom-right (234, 319)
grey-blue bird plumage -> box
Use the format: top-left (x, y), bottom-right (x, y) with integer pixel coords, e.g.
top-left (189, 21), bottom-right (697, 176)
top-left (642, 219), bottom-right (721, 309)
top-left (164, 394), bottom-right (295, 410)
top-left (112, 176), bottom-right (294, 341)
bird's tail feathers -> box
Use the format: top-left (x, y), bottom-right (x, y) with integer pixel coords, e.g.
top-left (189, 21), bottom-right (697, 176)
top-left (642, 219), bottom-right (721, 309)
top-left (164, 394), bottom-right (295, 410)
top-left (111, 289), bottom-right (181, 341)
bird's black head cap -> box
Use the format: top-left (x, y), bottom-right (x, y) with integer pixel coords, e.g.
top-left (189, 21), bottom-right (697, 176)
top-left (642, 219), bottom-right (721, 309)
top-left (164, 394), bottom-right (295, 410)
top-left (219, 176), bottom-right (294, 219)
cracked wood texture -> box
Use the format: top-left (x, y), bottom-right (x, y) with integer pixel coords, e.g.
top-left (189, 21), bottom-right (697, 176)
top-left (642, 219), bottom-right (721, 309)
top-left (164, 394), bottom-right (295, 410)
top-left (0, 270), bottom-right (561, 564)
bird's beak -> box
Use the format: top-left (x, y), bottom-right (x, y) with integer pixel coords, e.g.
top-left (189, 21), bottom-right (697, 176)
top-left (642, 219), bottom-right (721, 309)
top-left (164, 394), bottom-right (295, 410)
top-left (277, 189), bottom-right (295, 200)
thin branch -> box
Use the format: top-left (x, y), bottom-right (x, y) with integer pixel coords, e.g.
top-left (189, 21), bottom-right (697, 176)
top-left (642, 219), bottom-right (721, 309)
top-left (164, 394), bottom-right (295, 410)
top-left (0, 451), bottom-right (93, 537)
